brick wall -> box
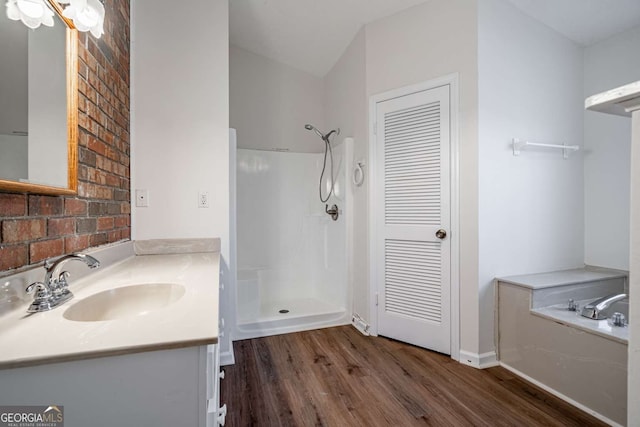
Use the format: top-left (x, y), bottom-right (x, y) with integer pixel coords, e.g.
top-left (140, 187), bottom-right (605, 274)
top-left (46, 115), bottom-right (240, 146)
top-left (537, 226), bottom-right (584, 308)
top-left (0, 0), bottom-right (130, 274)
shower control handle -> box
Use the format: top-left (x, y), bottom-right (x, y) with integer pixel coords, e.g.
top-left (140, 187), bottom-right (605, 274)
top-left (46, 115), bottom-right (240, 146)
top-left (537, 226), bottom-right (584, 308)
top-left (435, 229), bottom-right (447, 240)
top-left (326, 204), bottom-right (339, 221)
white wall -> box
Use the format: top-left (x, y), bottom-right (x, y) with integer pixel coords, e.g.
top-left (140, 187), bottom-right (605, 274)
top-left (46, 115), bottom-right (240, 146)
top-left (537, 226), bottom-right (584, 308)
top-left (365, 0), bottom-right (479, 355)
top-left (131, 0), bottom-right (230, 261)
top-left (323, 28), bottom-right (368, 321)
top-left (584, 26), bottom-right (640, 270)
top-left (237, 150), bottom-right (323, 271)
top-left (236, 148), bottom-right (347, 309)
top-left (478, 0), bottom-right (585, 354)
top-left (230, 46), bottom-right (325, 153)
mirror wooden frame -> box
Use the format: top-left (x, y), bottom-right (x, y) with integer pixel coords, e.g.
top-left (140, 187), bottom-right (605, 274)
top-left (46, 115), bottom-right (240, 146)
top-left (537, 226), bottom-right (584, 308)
top-left (0, 1), bottom-right (78, 196)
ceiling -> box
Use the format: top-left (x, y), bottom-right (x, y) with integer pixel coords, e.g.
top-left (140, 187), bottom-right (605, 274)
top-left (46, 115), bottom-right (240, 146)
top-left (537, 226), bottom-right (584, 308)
top-left (506, 0), bottom-right (640, 46)
top-left (230, 0), bottom-right (430, 77)
top-left (230, 0), bottom-right (640, 78)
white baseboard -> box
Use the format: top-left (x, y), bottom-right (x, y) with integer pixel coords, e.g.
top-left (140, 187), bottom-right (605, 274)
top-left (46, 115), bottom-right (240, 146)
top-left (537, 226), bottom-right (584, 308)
top-left (458, 350), bottom-right (499, 369)
top-left (500, 362), bottom-right (622, 427)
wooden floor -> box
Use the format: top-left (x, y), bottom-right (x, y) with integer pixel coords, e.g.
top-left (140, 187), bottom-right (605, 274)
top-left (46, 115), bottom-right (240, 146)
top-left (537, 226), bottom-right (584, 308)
top-left (220, 326), bottom-right (607, 426)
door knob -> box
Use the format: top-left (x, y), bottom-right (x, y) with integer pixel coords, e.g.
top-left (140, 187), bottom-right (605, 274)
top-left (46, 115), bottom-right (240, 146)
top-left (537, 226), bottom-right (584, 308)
top-left (435, 229), bottom-right (447, 239)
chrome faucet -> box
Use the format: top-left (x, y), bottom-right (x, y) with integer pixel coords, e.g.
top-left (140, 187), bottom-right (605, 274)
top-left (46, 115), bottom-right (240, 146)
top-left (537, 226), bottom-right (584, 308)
top-left (580, 293), bottom-right (628, 320)
top-left (26, 253), bottom-right (100, 313)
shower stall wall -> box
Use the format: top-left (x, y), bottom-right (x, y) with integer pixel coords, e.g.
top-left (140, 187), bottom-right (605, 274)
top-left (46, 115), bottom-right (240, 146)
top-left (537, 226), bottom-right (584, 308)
top-left (235, 141), bottom-right (350, 340)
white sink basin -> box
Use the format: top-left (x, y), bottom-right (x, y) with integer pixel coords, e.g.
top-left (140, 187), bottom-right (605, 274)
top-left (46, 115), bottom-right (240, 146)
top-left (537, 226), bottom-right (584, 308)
top-left (63, 283), bottom-right (185, 322)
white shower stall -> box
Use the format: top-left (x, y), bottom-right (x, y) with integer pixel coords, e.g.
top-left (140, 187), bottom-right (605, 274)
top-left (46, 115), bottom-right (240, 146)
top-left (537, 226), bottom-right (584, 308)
top-left (234, 139), bottom-right (352, 340)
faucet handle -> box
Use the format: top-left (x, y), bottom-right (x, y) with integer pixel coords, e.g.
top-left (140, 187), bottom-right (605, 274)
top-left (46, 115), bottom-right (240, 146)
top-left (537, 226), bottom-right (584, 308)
top-left (567, 299), bottom-right (579, 312)
top-left (58, 271), bottom-right (71, 287)
top-left (26, 281), bottom-right (45, 294)
top-left (609, 312), bottom-right (627, 327)
top-left (26, 282), bottom-right (55, 313)
top-left (26, 282), bottom-right (51, 299)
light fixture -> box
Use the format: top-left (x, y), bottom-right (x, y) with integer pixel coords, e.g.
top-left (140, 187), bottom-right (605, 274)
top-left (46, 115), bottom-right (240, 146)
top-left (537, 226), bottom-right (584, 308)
top-left (5, 0), bottom-right (55, 29)
top-left (5, 0), bottom-right (104, 38)
top-left (58, 0), bottom-right (104, 38)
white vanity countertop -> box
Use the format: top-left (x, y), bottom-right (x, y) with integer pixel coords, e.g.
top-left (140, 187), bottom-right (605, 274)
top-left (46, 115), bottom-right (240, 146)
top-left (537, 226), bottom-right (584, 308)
top-left (0, 251), bottom-right (219, 369)
top-left (496, 268), bottom-right (626, 290)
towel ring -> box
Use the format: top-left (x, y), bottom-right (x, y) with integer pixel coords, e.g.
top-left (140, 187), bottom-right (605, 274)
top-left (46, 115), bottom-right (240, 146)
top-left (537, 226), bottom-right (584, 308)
top-left (352, 161), bottom-right (365, 187)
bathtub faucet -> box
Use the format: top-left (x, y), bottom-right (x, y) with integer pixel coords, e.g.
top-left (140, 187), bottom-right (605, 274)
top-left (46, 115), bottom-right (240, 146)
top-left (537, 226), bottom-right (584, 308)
top-left (580, 293), bottom-right (627, 320)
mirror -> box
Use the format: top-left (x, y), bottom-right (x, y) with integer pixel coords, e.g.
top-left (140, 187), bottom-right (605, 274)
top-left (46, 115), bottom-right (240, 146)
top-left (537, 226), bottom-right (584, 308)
top-left (0, 1), bottom-right (78, 195)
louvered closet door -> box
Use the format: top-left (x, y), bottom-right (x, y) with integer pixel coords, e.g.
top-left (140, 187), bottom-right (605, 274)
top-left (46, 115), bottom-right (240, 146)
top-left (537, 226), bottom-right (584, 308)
top-left (376, 85), bottom-right (451, 355)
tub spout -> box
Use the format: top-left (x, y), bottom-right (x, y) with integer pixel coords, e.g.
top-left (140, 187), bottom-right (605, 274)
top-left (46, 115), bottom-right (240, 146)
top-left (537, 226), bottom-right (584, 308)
top-left (580, 293), bottom-right (628, 320)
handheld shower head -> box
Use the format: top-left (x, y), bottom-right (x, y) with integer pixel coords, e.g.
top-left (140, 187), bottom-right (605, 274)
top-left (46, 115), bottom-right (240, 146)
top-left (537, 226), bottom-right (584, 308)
top-left (304, 124), bottom-right (340, 141)
top-left (305, 124), bottom-right (324, 138)
top-left (304, 123), bottom-right (339, 204)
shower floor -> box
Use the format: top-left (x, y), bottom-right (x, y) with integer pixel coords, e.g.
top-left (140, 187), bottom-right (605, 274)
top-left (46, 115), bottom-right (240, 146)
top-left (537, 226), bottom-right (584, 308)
top-left (236, 297), bottom-right (348, 340)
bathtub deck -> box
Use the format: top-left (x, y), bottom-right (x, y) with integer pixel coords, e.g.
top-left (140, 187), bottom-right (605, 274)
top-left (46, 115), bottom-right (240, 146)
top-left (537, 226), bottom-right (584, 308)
top-left (221, 325), bottom-right (606, 426)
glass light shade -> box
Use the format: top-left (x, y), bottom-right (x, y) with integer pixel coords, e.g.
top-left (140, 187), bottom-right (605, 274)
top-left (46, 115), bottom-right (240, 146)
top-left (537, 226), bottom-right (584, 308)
top-left (61, 0), bottom-right (103, 38)
top-left (5, 0), bottom-right (54, 29)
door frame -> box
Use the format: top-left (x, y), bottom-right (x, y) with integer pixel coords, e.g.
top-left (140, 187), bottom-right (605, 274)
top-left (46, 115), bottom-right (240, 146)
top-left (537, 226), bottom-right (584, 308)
top-left (368, 74), bottom-right (460, 362)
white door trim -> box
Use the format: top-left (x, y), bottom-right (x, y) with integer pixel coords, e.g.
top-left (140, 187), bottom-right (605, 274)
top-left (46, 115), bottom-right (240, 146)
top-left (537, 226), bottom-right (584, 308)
top-left (368, 74), bottom-right (460, 362)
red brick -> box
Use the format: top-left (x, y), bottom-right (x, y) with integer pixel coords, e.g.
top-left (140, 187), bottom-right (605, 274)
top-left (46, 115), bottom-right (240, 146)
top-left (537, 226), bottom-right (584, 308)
top-left (76, 218), bottom-right (97, 234)
top-left (30, 239), bottom-right (64, 263)
top-left (88, 136), bottom-right (108, 156)
top-left (114, 216), bottom-right (128, 228)
top-left (65, 235), bottom-right (90, 253)
top-left (107, 230), bottom-right (120, 243)
top-left (28, 195), bottom-right (63, 216)
top-left (89, 233), bottom-right (107, 247)
top-left (0, 245), bottom-right (28, 271)
top-left (48, 218), bottom-right (76, 237)
top-left (106, 173), bottom-right (120, 187)
top-left (0, 194), bottom-right (27, 217)
top-left (65, 199), bottom-right (88, 216)
top-left (2, 219), bottom-right (46, 243)
top-left (97, 217), bottom-right (114, 231)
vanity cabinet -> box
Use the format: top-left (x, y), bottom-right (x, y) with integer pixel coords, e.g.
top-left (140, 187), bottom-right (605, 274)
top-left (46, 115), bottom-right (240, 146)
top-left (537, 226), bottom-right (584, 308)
top-left (0, 345), bottom-right (226, 427)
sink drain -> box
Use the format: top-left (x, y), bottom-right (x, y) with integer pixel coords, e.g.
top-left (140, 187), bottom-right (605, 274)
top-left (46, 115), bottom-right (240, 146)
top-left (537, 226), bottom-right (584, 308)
top-left (279, 309), bottom-right (289, 314)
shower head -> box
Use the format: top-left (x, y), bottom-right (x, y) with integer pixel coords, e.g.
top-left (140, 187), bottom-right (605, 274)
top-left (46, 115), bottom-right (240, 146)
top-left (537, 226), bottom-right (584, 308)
top-left (305, 124), bottom-right (340, 141)
top-left (305, 124), bottom-right (324, 138)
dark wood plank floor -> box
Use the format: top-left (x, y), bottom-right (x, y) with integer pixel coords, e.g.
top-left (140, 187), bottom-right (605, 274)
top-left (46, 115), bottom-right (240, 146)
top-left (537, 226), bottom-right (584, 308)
top-left (220, 326), bottom-right (606, 426)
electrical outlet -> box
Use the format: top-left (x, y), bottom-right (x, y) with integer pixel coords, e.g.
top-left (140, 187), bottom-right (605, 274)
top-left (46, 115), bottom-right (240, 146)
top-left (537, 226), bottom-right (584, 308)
top-left (136, 189), bottom-right (149, 207)
top-left (198, 191), bottom-right (209, 208)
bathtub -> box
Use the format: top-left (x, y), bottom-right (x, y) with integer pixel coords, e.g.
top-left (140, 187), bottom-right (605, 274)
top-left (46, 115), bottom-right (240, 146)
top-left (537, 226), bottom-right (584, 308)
top-left (496, 267), bottom-right (628, 426)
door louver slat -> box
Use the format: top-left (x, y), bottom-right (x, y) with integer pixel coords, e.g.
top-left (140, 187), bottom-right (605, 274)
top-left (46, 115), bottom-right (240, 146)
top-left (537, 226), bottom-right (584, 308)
top-left (384, 100), bottom-right (441, 226)
top-left (384, 240), bottom-right (442, 323)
